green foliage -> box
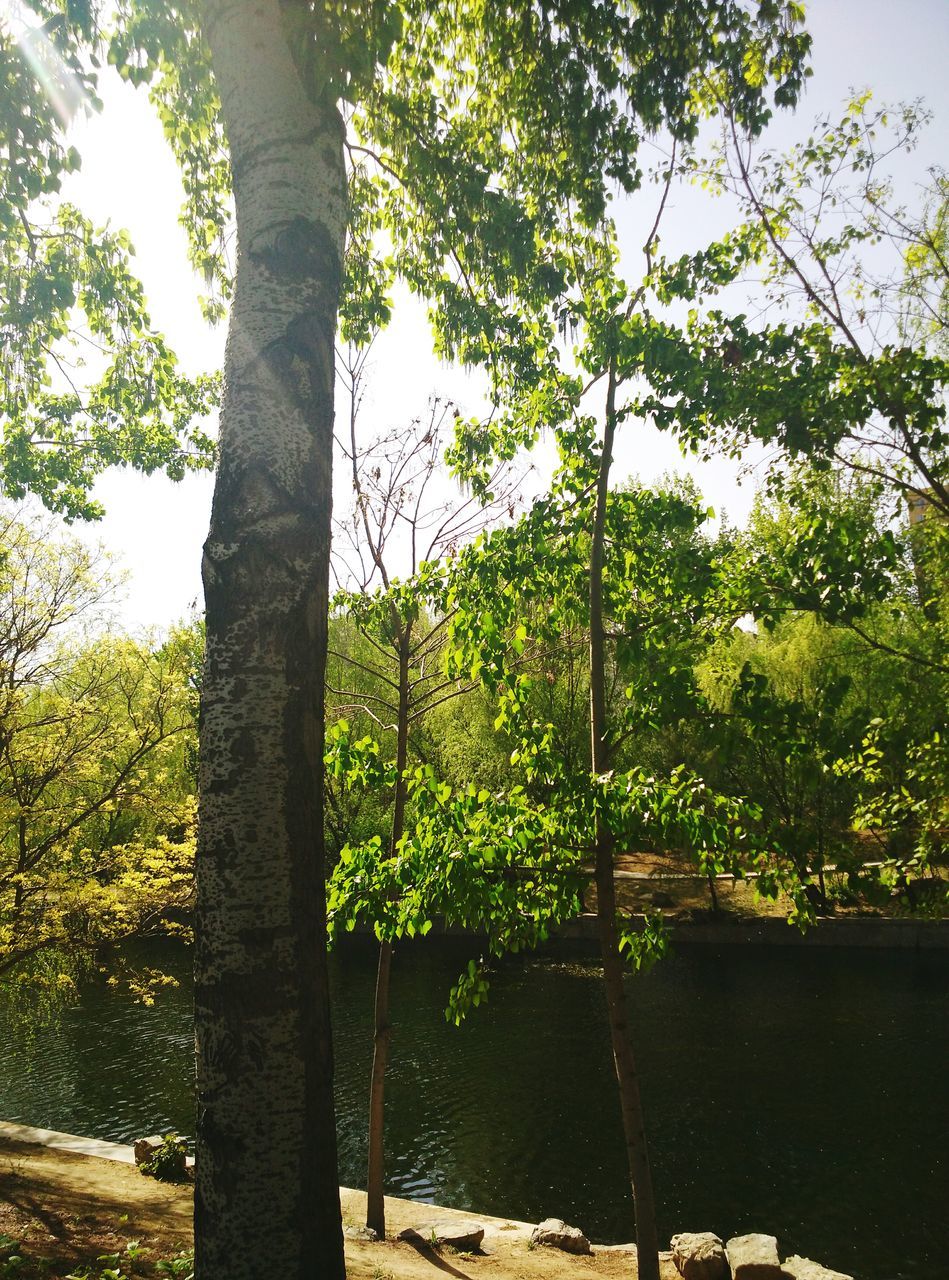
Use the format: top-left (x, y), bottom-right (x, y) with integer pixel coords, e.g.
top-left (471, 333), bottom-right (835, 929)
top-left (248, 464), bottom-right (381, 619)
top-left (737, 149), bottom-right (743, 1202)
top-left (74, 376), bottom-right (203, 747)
top-left (445, 957), bottom-right (490, 1025)
top-left (700, 627), bottom-right (865, 886)
top-left (423, 685), bottom-right (515, 793)
top-left (0, 1234), bottom-right (24, 1276)
top-left (0, 510), bottom-right (197, 983)
top-left (56, 1242), bottom-right (194, 1279)
top-left (326, 756), bottom-right (586, 961)
top-left (139, 1134), bottom-right (188, 1183)
top-left (694, 474), bottom-right (947, 907)
top-left (840, 724), bottom-right (948, 880)
top-left (0, 1234), bottom-right (190, 1280)
top-left (619, 912), bottom-right (669, 972)
top-left (648, 96), bottom-right (948, 516)
top-left (109, 0), bottom-right (231, 319)
top-left (902, 171), bottom-right (949, 353)
top-left (154, 1254), bottom-right (194, 1280)
top-left (0, 8), bottom-right (218, 518)
top-left (43, 0), bottom-right (813, 514)
top-left (437, 461), bottom-right (823, 926)
top-left (328, 467), bottom-right (836, 958)
top-left (735, 467), bottom-right (902, 625)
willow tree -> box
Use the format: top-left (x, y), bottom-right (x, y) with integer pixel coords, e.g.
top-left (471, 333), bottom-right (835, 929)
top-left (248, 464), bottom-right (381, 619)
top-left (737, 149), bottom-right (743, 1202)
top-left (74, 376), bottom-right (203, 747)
top-left (8, 2), bottom-right (812, 1277)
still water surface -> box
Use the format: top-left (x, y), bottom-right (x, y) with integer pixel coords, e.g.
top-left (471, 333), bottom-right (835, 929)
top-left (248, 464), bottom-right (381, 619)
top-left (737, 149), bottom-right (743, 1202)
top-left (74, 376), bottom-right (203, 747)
top-left (1, 938), bottom-right (946, 1279)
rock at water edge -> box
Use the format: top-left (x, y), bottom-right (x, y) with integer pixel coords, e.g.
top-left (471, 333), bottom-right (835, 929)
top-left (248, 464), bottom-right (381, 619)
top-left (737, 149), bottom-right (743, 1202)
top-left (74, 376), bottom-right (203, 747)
top-left (726, 1233), bottom-right (784, 1278)
top-left (670, 1231), bottom-right (729, 1280)
top-left (133, 1136), bottom-right (164, 1167)
top-left (400, 1220), bottom-right (485, 1251)
top-left (530, 1218), bottom-right (592, 1255)
top-left (782, 1255), bottom-right (853, 1280)
top-left (343, 1225), bottom-right (379, 1243)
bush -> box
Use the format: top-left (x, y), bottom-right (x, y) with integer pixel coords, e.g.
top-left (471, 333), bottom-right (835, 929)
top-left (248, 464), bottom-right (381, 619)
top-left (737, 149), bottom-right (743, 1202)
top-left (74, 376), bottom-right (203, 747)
top-left (140, 1134), bottom-right (189, 1183)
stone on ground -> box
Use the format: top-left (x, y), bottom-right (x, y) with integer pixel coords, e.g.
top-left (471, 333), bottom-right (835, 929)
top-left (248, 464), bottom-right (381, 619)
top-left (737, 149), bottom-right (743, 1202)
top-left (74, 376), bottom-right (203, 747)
top-left (782, 1255), bottom-right (853, 1280)
top-left (132, 1136), bottom-right (163, 1166)
top-left (670, 1231), bottom-right (729, 1280)
top-left (400, 1219), bottom-right (485, 1250)
top-left (726, 1233), bottom-right (784, 1278)
top-left (344, 1225), bottom-right (379, 1243)
top-left (530, 1217), bottom-right (591, 1255)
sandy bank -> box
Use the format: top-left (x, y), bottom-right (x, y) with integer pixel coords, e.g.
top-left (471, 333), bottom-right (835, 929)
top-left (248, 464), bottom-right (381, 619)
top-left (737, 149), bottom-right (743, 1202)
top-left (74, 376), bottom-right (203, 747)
top-left (0, 1128), bottom-right (672, 1278)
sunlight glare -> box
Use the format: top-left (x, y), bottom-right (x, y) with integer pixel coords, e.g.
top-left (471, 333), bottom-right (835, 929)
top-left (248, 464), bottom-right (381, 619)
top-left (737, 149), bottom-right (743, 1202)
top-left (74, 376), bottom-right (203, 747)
top-left (7, 0), bottom-right (89, 129)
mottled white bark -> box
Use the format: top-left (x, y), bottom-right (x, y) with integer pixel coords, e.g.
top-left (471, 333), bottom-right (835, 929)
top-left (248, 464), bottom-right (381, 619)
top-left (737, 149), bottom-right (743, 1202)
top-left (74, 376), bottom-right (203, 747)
top-left (195, 2), bottom-right (346, 1276)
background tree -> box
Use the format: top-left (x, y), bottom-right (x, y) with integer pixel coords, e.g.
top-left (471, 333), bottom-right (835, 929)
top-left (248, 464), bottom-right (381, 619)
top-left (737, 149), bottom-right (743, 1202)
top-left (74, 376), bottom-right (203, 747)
top-left (0, 509), bottom-right (196, 980)
top-left (647, 97), bottom-right (947, 516)
top-left (443, 445), bottom-right (800, 1278)
top-left (330, 324), bottom-right (577, 1231)
top-left (329, 383), bottom-right (520, 1237)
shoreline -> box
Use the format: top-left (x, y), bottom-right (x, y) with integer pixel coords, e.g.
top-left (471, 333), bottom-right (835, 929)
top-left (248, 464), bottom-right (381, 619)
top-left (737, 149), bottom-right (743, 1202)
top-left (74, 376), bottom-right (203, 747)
top-left (0, 1123), bottom-right (661, 1279)
top-left (0, 1123), bottom-right (859, 1279)
top-left (0, 1120), bottom-right (598, 1242)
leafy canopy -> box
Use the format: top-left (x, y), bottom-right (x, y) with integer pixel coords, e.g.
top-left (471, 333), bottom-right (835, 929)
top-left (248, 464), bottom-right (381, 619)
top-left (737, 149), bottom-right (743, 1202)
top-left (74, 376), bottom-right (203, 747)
top-left (4, 1), bottom-right (813, 519)
top-left (1, 7), bottom-right (217, 519)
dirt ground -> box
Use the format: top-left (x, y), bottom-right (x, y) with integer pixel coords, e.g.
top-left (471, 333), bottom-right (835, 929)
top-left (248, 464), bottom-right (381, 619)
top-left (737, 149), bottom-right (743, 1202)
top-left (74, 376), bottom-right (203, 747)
top-left (609, 851), bottom-right (788, 918)
top-left (607, 849), bottom-right (949, 920)
top-left (0, 1137), bottom-right (191, 1273)
top-left (0, 1137), bottom-right (678, 1279)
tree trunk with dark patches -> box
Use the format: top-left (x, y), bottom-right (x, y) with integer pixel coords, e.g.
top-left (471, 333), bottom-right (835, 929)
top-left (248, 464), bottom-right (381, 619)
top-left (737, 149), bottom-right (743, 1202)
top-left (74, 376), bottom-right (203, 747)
top-left (194, 2), bottom-right (346, 1276)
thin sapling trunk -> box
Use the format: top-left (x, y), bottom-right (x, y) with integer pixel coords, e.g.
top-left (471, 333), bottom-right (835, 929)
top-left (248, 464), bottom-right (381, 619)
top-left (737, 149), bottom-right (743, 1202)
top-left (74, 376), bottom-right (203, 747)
top-left (366, 629), bottom-right (411, 1237)
top-left (588, 365), bottom-right (661, 1280)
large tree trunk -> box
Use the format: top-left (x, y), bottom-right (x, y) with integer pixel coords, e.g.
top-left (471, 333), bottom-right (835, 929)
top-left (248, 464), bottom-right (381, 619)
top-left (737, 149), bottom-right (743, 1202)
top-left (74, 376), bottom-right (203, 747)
top-left (588, 368), bottom-right (660, 1280)
top-left (366, 631), bottom-right (411, 1238)
top-left (195, 2), bottom-right (347, 1276)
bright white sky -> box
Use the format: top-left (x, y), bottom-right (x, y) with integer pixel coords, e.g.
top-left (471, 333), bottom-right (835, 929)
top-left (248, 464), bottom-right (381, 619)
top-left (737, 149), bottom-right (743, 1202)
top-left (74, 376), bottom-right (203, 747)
top-left (21, 0), bottom-right (949, 630)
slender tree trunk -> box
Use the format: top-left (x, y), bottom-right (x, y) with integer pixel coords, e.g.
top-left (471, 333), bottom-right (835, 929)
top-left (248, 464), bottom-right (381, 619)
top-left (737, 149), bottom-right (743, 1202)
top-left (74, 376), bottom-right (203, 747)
top-left (816, 809), bottom-right (828, 912)
top-left (707, 869), bottom-right (720, 914)
top-left (366, 633), bottom-right (411, 1237)
top-left (194, 2), bottom-right (346, 1276)
top-left (12, 815), bottom-right (27, 914)
top-left (366, 938), bottom-right (393, 1237)
top-left (589, 367), bottom-right (660, 1280)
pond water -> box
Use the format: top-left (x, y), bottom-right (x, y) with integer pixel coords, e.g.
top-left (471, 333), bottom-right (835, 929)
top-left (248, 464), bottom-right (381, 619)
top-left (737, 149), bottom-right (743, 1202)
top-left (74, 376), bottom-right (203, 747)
top-left (1, 937), bottom-right (946, 1279)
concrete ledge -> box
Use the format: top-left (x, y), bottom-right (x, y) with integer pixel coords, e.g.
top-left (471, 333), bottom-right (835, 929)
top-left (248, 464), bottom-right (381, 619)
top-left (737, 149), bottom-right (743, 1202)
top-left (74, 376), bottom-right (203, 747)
top-left (0, 1125), bottom-right (537, 1249)
top-left (0, 1119), bottom-right (136, 1164)
top-left (0, 1120), bottom-right (197, 1168)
